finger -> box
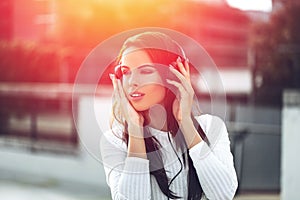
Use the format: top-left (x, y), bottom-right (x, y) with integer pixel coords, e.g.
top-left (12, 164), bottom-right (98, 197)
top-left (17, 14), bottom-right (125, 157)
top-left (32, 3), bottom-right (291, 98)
top-left (109, 73), bottom-right (118, 91)
top-left (109, 73), bottom-right (115, 81)
top-left (169, 66), bottom-right (192, 91)
top-left (116, 79), bottom-right (127, 100)
top-left (167, 69), bottom-right (195, 97)
top-left (184, 58), bottom-right (190, 77)
top-left (166, 79), bottom-right (188, 97)
top-left (172, 99), bottom-right (182, 121)
top-left (109, 73), bottom-right (120, 101)
top-left (176, 57), bottom-right (188, 76)
top-left (110, 78), bottom-right (124, 107)
top-left (115, 79), bottom-right (130, 117)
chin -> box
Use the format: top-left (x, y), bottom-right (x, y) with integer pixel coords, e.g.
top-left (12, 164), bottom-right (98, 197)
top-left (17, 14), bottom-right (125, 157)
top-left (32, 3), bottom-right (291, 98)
top-left (131, 102), bottom-right (151, 112)
top-left (133, 106), bottom-right (149, 112)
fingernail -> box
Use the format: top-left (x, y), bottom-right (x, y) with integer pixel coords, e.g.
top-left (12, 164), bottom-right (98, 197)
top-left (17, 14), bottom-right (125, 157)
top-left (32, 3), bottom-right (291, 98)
top-left (169, 64), bottom-right (174, 69)
top-left (109, 73), bottom-right (114, 80)
top-left (186, 58), bottom-right (189, 63)
top-left (177, 56), bottom-right (181, 62)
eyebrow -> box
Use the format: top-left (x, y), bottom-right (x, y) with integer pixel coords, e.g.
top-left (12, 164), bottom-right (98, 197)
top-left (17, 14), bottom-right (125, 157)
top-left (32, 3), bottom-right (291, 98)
top-left (120, 64), bottom-right (156, 70)
top-left (137, 64), bottom-right (156, 69)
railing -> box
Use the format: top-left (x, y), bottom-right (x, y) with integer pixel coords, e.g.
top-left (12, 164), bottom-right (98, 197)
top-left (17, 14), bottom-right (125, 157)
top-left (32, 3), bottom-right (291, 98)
top-left (0, 82), bottom-right (111, 155)
top-left (225, 105), bottom-right (281, 192)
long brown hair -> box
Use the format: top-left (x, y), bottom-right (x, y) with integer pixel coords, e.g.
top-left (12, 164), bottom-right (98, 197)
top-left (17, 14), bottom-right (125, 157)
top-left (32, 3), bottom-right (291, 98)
top-left (111, 32), bottom-right (208, 199)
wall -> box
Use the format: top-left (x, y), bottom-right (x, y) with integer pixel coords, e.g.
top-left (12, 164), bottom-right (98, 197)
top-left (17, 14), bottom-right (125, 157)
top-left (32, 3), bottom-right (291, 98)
top-left (281, 90), bottom-right (300, 199)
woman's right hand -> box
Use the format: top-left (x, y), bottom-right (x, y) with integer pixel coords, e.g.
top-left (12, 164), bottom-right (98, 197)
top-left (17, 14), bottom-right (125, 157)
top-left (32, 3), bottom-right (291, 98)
top-left (110, 74), bottom-right (147, 158)
top-left (110, 74), bottom-right (144, 137)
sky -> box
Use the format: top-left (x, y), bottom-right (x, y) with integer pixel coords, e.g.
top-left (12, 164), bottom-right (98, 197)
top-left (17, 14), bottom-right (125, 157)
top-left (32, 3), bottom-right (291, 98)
top-left (226, 0), bottom-right (273, 12)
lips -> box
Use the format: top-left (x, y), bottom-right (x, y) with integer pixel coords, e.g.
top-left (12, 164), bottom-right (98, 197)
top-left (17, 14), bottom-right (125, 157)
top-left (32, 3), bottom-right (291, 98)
top-left (129, 91), bottom-right (145, 101)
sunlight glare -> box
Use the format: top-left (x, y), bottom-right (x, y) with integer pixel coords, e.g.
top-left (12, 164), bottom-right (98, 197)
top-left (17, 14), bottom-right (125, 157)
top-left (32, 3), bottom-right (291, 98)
top-left (226, 0), bottom-right (272, 12)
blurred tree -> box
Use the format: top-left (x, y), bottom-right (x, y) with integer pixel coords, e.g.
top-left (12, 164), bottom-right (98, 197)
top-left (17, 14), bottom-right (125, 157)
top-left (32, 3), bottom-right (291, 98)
top-left (251, 1), bottom-right (300, 106)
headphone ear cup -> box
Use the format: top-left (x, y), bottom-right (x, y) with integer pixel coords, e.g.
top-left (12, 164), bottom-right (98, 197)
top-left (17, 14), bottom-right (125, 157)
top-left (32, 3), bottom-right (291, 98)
top-left (170, 56), bottom-right (185, 73)
top-left (114, 65), bottom-right (123, 79)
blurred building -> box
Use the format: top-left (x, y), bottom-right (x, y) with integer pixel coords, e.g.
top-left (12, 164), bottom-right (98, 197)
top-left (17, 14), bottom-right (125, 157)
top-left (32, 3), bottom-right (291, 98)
top-left (0, 0), bottom-right (56, 41)
top-left (0, 0), bottom-right (13, 40)
top-left (0, 0), bottom-right (257, 95)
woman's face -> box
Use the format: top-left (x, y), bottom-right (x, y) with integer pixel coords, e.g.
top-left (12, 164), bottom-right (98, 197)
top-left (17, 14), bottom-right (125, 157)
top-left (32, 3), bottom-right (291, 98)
top-left (120, 48), bottom-right (166, 111)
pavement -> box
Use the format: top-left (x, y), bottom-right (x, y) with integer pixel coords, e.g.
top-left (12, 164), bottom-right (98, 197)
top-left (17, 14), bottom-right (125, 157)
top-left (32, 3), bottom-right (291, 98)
top-left (0, 179), bottom-right (110, 200)
top-left (234, 193), bottom-right (280, 200)
top-left (0, 178), bottom-right (280, 200)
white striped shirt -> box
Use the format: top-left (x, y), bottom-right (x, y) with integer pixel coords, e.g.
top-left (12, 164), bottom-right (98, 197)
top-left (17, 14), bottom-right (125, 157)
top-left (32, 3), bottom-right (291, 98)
top-left (101, 114), bottom-right (238, 200)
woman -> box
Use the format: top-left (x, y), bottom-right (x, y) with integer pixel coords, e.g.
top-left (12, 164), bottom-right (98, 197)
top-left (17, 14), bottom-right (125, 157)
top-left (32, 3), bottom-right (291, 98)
top-left (101, 31), bottom-right (238, 200)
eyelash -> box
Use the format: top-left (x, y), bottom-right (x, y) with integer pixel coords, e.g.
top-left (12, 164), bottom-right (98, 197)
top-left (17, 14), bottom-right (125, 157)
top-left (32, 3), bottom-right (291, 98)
top-left (140, 69), bottom-right (154, 74)
top-left (121, 68), bottom-right (154, 76)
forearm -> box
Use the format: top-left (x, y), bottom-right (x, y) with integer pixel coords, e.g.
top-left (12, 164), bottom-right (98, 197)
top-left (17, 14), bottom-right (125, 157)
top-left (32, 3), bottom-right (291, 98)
top-left (101, 131), bottom-right (151, 200)
top-left (105, 157), bottom-right (151, 200)
top-left (189, 144), bottom-right (238, 200)
top-left (188, 115), bottom-right (238, 199)
top-left (179, 117), bottom-right (202, 149)
top-left (117, 157), bottom-right (151, 200)
top-left (127, 126), bottom-right (147, 159)
top-left (128, 136), bottom-right (147, 159)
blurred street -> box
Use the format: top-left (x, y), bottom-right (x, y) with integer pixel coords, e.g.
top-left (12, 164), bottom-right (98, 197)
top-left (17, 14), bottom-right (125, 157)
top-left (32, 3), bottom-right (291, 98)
top-left (0, 170), bottom-right (111, 200)
top-left (0, 162), bottom-right (280, 200)
top-left (0, 178), bottom-right (279, 200)
top-left (0, 181), bottom-right (109, 200)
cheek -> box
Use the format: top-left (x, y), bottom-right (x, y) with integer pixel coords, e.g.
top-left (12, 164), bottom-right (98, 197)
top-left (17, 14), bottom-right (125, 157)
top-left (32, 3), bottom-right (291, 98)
top-left (148, 85), bottom-right (166, 101)
top-left (130, 85), bottom-right (166, 111)
top-left (121, 81), bottom-right (130, 95)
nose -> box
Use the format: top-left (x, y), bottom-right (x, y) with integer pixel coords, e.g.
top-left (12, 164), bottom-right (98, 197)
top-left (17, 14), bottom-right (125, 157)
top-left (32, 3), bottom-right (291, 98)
top-left (127, 69), bottom-right (140, 87)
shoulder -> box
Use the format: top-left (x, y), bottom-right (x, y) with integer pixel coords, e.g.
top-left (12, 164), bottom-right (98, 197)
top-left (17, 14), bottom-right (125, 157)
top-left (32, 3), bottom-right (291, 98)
top-left (194, 114), bottom-right (226, 133)
top-left (194, 114), bottom-right (228, 148)
top-left (101, 126), bottom-right (127, 151)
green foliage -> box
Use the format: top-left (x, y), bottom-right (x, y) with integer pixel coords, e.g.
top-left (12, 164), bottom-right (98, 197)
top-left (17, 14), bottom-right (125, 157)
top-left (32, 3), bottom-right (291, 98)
top-left (251, 2), bottom-right (300, 105)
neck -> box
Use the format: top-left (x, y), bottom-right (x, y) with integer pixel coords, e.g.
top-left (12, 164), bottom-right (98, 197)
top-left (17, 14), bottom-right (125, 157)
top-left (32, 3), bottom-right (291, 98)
top-left (144, 104), bottom-right (168, 132)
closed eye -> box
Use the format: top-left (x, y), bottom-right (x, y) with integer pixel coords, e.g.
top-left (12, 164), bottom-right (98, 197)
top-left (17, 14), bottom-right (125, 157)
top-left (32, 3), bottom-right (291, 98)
top-left (138, 65), bottom-right (156, 74)
top-left (140, 68), bottom-right (154, 74)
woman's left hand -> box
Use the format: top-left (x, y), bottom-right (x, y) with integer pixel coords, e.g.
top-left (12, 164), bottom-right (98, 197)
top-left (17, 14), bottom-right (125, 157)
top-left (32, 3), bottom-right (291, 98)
top-left (167, 57), bottom-right (195, 123)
